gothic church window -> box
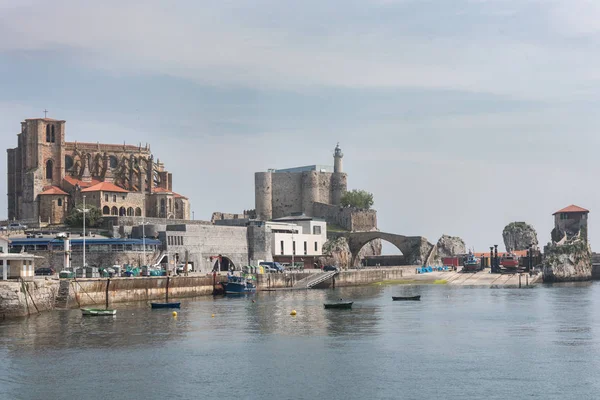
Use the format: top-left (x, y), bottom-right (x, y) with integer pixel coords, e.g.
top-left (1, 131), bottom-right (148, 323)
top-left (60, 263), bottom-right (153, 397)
top-left (46, 125), bottom-right (51, 142)
top-left (51, 125), bottom-right (55, 143)
top-left (45, 160), bottom-right (53, 180)
top-left (65, 155), bottom-right (74, 171)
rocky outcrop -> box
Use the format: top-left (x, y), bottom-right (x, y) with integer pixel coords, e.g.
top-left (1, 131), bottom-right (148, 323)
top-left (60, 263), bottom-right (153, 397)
top-left (503, 222), bottom-right (538, 252)
top-left (319, 236), bottom-right (381, 268)
top-left (435, 235), bottom-right (466, 258)
top-left (543, 239), bottom-right (592, 282)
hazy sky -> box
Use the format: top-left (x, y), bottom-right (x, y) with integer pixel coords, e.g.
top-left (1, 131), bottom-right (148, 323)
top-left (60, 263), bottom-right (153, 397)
top-left (1, 0), bottom-right (599, 252)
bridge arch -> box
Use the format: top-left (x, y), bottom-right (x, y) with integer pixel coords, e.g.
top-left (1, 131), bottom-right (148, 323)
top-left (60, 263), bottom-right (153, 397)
top-left (345, 232), bottom-right (433, 267)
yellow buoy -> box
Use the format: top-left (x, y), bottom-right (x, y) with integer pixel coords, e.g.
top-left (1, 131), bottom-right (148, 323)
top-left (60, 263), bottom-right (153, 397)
top-left (172, 311), bottom-right (178, 317)
top-left (290, 310), bottom-right (297, 316)
top-left (211, 314), bottom-right (215, 318)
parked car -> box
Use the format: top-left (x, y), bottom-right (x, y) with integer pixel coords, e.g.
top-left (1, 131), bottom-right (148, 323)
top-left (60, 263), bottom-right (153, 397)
top-left (323, 265), bottom-right (339, 272)
top-left (259, 261), bottom-right (285, 273)
top-left (35, 267), bottom-right (55, 276)
top-left (8, 223), bottom-right (27, 230)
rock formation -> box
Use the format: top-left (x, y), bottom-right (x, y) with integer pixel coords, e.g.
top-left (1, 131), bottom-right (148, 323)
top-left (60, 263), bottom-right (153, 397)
top-left (543, 238), bottom-right (592, 282)
top-left (319, 237), bottom-right (381, 268)
top-left (502, 222), bottom-right (538, 252)
top-left (435, 235), bottom-right (466, 258)
top-left (426, 234), bottom-right (466, 266)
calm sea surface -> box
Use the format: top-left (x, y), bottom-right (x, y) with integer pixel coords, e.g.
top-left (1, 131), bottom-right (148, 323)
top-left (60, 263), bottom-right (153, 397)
top-left (2, 282), bottom-right (600, 400)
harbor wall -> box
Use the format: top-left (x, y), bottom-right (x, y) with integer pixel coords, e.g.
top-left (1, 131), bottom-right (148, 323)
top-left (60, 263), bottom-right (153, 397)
top-left (2, 267), bottom-right (418, 319)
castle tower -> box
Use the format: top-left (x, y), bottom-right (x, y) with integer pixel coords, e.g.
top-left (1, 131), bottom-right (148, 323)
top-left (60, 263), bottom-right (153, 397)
top-left (331, 143), bottom-right (347, 206)
top-left (255, 171), bottom-right (273, 221)
top-left (334, 143), bottom-right (343, 173)
top-left (302, 171), bottom-right (319, 217)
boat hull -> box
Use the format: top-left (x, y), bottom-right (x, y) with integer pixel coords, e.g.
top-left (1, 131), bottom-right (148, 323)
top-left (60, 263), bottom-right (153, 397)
top-left (324, 302), bottom-right (353, 309)
top-left (81, 308), bottom-right (116, 316)
top-left (222, 282), bottom-right (256, 294)
top-left (392, 296), bottom-right (421, 301)
top-left (151, 302), bottom-right (181, 309)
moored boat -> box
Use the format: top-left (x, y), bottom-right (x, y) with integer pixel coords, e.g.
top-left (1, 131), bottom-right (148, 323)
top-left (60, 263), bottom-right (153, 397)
top-left (81, 308), bottom-right (117, 316)
top-left (151, 302), bottom-right (181, 309)
top-left (500, 253), bottom-right (519, 269)
top-left (462, 252), bottom-right (481, 272)
top-left (392, 295), bottom-right (421, 301)
top-left (222, 275), bottom-right (256, 294)
top-left (324, 301), bottom-right (353, 309)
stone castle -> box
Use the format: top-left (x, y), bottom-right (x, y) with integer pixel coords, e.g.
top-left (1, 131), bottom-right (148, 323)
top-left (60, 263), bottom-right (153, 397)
top-left (255, 143), bottom-right (347, 221)
top-left (7, 117), bottom-right (190, 225)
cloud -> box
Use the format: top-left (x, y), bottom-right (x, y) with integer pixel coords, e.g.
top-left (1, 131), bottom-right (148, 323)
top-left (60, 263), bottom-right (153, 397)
top-left (0, 0), bottom-right (599, 100)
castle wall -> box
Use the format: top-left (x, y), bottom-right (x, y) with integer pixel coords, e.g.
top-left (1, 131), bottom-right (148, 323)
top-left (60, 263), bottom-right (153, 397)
top-left (330, 172), bottom-right (347, 206)
top-left (302, 171), bottom-right (319, 217)
top-left (271, 172), bottom-right (303, 219)
top-left (313, 202), bottom-right (377, 232)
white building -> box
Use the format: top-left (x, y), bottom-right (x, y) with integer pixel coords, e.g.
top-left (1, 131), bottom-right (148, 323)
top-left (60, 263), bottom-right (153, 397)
top-left (267, 216), bottom-right (327, 267)
top-left (0, 236), bottom-right (40, 280)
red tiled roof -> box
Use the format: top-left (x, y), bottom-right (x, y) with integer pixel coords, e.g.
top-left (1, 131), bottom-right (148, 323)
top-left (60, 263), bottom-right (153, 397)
top-left (63, 176), bottom-right (100, 188)
top-left (552, 205), bottom-right (589, 215)
top-left (152, 187), bottom-right (187, 199)
top-left (81, 182), bottom-right (129, 193)
top-left (39, 186), bottom-right (68, 195)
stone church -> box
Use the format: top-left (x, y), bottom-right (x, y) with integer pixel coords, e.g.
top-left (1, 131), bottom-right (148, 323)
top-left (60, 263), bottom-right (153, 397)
top-left (7, 117), bottom-right (190, 225)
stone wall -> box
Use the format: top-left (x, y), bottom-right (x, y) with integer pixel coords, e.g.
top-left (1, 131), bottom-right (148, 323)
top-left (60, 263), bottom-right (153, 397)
top-left (313, 202), bottom-right (377, 231)
top-left (160, 224), bottom-right (250, 273)
top-left (24, 248), bottom-right (160, 270)
top-left (271, 172), bottom-right (304, 219)
top-left (0, 279), bottom-right (60, 319)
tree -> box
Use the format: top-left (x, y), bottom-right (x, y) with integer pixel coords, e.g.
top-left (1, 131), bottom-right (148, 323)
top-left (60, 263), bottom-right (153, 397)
top-left (65, 203), bottom-right (104, 228)
top-left (340, 189), bottom-right (374, 209)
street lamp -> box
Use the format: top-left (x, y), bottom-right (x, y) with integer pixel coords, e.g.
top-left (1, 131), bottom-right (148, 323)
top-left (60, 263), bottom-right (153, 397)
top-left (141, 219), bottom-right (150, 275)
top-left (76, 195), bottom-right (90, 270)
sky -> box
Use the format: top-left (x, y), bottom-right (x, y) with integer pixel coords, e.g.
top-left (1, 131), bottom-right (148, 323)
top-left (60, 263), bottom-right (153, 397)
top-left (1, 0), bottom-right (599, 253)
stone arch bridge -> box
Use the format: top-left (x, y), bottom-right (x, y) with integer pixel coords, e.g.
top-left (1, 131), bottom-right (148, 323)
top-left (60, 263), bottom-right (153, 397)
top-left (342, 231), bottom-right (435, 267)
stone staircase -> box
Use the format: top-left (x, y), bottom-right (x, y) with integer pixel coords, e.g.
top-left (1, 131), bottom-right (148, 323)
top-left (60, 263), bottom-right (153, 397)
top-left (54, 280), bottom-right (70, 309)
top-left (293, 271), bottom-right (339, 289)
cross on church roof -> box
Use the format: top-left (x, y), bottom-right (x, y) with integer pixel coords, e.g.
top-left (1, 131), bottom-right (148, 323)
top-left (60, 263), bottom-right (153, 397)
top-left (44, 109), bottom-right (48, 118)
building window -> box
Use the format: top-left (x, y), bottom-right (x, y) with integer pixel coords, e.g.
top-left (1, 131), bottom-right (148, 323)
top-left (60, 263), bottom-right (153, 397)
top-left (315, 242), bottom-right (318, 252)
top-left (57, 198), bottom-right (62, 207)
top-left (122, 195), bottom-right (126, 200)
top-left (169, 199), bottom-right (172, 211)
top-left (119, 207), bottom-right (126, 216)
top-left (292, 241), bottom-right (296, 255)
top-left (127, 207), bottom-right (134, 216)
top-left (280, 241), bottom-right (284, 255)
top-left (65, 155), bottom-right (74, 171)
top-left (135, 207), bottom-right (142, 216)
top-left (113, 195), bottom-right (117, 202)
top-left (313, 226), bottom-right (321, 235)
top-left (102, 206), bottom-right (110, 215)
top-left (46, 125), bottom-right (51, 142)
top-left (304, 241), bottom-right (307, 255)
top-left (105, 194), bottom-right (109, 202)
top-left (51, 125), bottom-right (55, 143)
top-left (45, 159), bottom-right (53, 180)
top-left (111, 206), bottom-right (118, 215)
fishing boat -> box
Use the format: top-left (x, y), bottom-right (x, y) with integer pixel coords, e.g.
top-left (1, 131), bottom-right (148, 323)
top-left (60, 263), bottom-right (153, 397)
top-left (392, 295), bottom-right (421, 301)
top-left (462, 252), bottom-right (481, 272)
top-left (222, 274), bottom-right (256, 294)
top-left (150, 302), bottom-right (181, 309)
top-left (500, 253), bottom-right (519, 269)
top-left (324, 301), bottom-right (353, 309)
top-left (81, 308), bottom-right (117, 316)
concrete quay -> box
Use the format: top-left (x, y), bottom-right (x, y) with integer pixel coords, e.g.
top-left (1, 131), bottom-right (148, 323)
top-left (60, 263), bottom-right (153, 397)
top-left (409, 268), bottom-right (542, 287)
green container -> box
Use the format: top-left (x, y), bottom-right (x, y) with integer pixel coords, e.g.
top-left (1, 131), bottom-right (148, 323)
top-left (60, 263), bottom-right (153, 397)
top-left (59, 271), bottom-right (75, 279)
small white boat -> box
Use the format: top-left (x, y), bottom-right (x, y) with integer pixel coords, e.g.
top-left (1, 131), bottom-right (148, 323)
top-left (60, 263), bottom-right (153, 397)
top-left (81, 308), bottom-right (117, 316)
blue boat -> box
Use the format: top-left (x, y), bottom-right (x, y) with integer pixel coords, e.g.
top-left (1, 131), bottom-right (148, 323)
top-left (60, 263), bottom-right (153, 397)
top-left (222, 275), bottom-right (256, 294)
top-left (462, 252), bottom-right (481, 272)
top-left (151, 302), bottom-right (181, 309)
